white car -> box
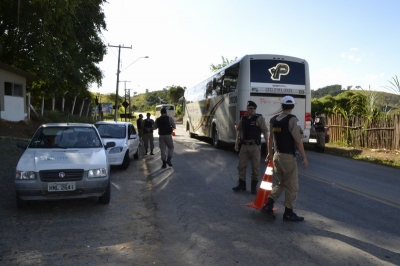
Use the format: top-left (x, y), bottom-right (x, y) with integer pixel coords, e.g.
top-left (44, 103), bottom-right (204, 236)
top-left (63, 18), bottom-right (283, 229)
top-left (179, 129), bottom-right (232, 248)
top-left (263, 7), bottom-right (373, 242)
top-left (15, 123), bottom-right (115, 208)
top-left (94, 121), bottom-right (140, 170)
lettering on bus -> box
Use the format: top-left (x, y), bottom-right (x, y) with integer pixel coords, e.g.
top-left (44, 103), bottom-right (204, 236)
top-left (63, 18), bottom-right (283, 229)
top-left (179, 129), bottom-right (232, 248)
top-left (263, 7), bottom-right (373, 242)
top-left (229, 95), bottom-right (237, 104)
top-left (265, 87), bottom-right (293, 93)
top-left (260, 98), bottom-right (280, 105)
top-left (186, 106), bottom-right (201, 114)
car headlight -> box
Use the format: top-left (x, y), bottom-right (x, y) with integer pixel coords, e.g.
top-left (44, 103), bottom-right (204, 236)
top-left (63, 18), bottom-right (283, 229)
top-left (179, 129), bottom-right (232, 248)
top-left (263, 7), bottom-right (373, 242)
top-left (16, 171), bottom-right (36, 180)
top-left (109, 146), bottom-right (123, 154)
top-left (88, 168), bottom-right (108, 178)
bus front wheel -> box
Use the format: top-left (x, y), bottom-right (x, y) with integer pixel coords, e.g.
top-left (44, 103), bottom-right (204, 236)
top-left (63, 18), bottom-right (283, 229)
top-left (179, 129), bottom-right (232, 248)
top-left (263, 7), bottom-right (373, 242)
top-left (186, 122), bottom-right (194, 138)
top-left (212, 126), bottom-right (221, 148)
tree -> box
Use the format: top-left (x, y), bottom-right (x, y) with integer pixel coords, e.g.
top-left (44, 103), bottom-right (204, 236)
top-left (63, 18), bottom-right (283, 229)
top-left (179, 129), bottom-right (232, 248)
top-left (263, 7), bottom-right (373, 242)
top-left (0, 0), bottom-right (107, 99)
top-left (167, 85), bottom-right (185, 104)
top-left (209, 56), bottom-right (237, 72)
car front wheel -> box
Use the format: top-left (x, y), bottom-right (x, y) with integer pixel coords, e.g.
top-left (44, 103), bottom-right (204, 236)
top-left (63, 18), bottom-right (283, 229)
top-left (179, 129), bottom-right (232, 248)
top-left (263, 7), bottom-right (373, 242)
top-left (133, 148), bottom-right (139, 159)
top-left (119, 151), bottom-right (130, 170)
top-left (99, 182), bottom-right (111, 204)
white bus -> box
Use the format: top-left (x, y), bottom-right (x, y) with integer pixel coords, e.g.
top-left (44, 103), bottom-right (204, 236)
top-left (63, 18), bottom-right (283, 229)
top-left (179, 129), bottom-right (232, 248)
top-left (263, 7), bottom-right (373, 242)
top-left (155, 104), bottom-right (176, 120)
top-left (182, 54), bottom-right (312, 148)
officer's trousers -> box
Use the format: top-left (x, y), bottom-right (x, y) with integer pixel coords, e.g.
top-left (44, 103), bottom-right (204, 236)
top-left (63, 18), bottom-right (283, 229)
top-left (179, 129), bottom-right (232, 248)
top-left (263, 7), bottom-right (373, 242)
top-left (237, 144), bottom-right (261, 181)
top-left (143, 133), bottom-right (154, 151)
top-left (269, 152), bottom-right (298, 209)
top-left (159, 134), bottom-right (174, 161)
top-left (316, 131), bottom-right (325, 149)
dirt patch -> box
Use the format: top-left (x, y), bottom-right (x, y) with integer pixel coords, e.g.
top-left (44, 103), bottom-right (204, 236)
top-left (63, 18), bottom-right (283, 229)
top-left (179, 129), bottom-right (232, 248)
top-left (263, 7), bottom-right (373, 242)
top-left (0, 119), bottom-right (43, 139)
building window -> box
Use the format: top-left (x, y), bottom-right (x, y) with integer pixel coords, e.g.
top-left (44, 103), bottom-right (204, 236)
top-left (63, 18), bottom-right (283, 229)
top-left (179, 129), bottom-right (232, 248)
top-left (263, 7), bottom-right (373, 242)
top-left (4, 82), bottom-right (23, 97)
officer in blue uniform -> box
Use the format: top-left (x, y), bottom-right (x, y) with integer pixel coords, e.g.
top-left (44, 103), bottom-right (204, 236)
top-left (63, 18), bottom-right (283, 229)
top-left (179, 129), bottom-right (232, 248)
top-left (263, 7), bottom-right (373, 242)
top-left (232, 100), bottom-right (269, 194)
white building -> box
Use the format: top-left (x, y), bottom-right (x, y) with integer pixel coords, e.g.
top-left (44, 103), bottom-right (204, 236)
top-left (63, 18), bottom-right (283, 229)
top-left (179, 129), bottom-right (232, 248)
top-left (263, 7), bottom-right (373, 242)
top-left (0, 62), bottom-right (37, 122)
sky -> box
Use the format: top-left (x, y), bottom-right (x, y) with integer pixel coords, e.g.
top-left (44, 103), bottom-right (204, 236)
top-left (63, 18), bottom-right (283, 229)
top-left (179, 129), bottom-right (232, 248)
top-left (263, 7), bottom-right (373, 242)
top-left (89, 0), bottom-right (400, 97)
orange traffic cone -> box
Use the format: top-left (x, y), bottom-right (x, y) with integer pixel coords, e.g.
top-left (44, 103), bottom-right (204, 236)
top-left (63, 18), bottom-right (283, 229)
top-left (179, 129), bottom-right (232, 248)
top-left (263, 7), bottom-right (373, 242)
top-left (246, 160), bottom-right (274, 210)
top-left (172, 130), bottom-right (176, 136)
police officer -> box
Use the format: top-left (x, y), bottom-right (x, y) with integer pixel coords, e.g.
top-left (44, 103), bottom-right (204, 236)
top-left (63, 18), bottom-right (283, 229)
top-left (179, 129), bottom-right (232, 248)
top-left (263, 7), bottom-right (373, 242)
top-left (136, 114), bottom-right (144, 141)
top-left (261, 96), bottom-right (308, 222)
top-left (314, 111), bottom-right (326, 153)
top-left (232, 100), bottom-right (269, 194)
top-left (143, 113), bottom-right (155, 155)
top-left (153, 108), bottom-right (176, 168)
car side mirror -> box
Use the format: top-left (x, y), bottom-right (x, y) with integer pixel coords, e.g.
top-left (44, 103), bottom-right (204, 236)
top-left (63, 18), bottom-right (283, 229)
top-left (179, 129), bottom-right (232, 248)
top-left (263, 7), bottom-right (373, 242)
top-left (104, 141), bottom-right (116, 150)
top-left (17, 142), bottom-right (28, 150)
top-left (129, 134), bottom-right (137, 139)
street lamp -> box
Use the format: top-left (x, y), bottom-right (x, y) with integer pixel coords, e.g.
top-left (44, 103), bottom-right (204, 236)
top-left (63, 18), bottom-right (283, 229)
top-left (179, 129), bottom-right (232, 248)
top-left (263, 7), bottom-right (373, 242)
top-left (114, 56), bottom-right (149, 121)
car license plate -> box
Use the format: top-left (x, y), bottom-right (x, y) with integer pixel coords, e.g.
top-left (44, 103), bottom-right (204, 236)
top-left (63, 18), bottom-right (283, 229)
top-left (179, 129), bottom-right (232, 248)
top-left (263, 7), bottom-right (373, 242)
top-left (309, 139), bottom-right (317, 143)
top-left (48, 182), bottom-right (76, 192)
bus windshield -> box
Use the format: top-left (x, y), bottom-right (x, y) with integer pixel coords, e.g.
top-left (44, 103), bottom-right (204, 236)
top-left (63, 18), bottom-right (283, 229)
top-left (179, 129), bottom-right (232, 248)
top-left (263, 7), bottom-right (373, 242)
top-left (155, 104), bottom-right (176, 119)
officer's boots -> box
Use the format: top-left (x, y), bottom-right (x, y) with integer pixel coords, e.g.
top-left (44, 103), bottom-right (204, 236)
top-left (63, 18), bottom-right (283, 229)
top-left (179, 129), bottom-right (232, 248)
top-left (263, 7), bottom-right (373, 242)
top-left (166, 157), bottom-right (173, 167)
top-left (150, 149), bottom-right (154, 155)
top-left (162, 160), bottom-right (167, 168)
top-left (251, 180), bottom-right (258, 194)
top-left (232, 179), bottom-right (246, 192)
top-left (261, 198), bottom-right (276, 219)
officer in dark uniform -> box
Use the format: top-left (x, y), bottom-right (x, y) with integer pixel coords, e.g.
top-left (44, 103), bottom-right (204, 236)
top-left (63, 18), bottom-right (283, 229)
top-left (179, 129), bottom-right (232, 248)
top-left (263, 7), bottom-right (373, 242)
top-left (143, 113), bottom-right (155, 155)
top-left (136, 114), bottom-right (144, 141)
top-left (261, 96), bottom-right (308, 222)
top-left (153, 108), bottom-right (176, 168)
top-left (232, 100), bottom-right (269, 194)
top-left (314, 111), bottom-right (326, 153)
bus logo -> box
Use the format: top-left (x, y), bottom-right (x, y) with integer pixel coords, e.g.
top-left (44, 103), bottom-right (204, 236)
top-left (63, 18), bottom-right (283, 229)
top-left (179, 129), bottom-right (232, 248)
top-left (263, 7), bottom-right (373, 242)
top-left (269, 63), bottom-right (290, 81)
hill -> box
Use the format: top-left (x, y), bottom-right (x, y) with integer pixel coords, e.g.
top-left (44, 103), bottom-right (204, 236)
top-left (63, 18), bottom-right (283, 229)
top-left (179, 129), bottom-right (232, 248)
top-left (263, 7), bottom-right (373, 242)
top-left (312, 85), bottom-right (400, 112)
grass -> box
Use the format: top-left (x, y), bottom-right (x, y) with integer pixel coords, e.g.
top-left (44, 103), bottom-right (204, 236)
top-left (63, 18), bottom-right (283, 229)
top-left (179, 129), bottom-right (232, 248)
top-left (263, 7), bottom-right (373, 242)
top-left (304, 143), bottom-right (400, 168)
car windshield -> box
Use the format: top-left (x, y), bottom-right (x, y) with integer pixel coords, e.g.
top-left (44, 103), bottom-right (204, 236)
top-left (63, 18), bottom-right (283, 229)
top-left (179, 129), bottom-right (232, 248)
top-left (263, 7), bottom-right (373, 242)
top-left (95, 124), bottom-right (126, 139)
top-left (28, 126), bottom-right (103, 149)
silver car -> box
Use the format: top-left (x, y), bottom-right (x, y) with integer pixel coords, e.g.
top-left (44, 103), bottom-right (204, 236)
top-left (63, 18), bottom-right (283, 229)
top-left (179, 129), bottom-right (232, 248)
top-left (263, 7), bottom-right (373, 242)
top-left (15, 123), bottom-right (115, 208)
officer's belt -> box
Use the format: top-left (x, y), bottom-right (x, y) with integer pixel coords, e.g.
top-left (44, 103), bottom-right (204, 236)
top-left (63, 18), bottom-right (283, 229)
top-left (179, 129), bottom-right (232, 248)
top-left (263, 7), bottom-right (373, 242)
top-left (242, 141), bottom-right (257, 145)
top-left (275, 151), bottom-right (296, 157)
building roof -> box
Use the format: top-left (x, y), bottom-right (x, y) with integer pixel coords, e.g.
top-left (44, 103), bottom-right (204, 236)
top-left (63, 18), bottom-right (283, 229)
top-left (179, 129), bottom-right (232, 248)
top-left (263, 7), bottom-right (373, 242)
top-left (0, 62), bottom-right (38, 82)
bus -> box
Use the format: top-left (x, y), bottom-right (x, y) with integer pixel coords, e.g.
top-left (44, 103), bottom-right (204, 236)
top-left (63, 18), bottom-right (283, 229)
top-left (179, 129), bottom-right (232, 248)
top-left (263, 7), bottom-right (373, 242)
top-left (155, 104), bottom-right (176, 120)
top-left (182, 54), bottom-right (312, 148)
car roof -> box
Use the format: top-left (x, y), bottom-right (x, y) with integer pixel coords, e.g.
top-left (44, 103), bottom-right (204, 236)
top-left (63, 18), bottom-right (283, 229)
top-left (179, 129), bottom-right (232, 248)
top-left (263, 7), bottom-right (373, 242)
top-left (94, 121), bottom-right (131, 126)
top-left (41, 123), bottom-right (95, 128)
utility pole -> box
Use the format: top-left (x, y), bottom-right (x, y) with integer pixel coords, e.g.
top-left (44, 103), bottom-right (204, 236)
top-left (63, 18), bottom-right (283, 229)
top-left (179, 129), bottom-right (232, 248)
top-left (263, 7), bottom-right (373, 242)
top-left (119, 80), bottom-right (131, 121)
top-left (109, 44), bottom-right (132, 121)
top-left (125, 88), bottom-right (132, 121)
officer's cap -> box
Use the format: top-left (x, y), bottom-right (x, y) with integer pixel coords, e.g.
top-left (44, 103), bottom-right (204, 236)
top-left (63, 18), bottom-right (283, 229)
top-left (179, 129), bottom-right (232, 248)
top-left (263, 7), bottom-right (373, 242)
top-left (315, 111), bottom-right (321, 115)
top-left (161, 108), bottom-right (167, 114)
top-left (281, 96), bottom-right (296, 105)
top-left (247, 101), bottom-right (257, 108)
